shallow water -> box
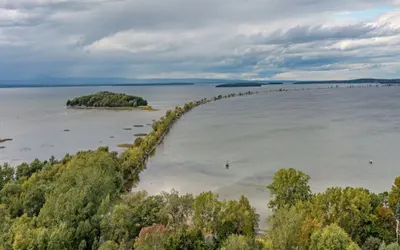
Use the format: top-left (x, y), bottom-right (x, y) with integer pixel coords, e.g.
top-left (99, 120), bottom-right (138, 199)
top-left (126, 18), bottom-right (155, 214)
top-left (0, 85), bottom-right (237, 164)
top-left (1, 84), bottom-right (400, 226)
top-left (135, 86), bottom-right (400, 224)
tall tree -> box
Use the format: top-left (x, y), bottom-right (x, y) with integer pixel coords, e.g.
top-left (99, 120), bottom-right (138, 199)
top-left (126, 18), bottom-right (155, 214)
top-left (193, 192), bottom-right (221, 235)
top-left (0, 163), bottom-right (14, 192)
top-left (311, 187), bottom-right (372, 244)
top-left (160, 190), bottom-right (194, 228)
top-left (36, 148), bottom-right (123, 248)
top-left (267, 168), bottom-right (311, 210)
top-left (100, 191), bottom-right (166, 249)
top-left (265, 203), bottom-right (307, 250)
top-left (389, 177), bottom-right (400, 211)
top-left (216, 195), bottom-right (259, 243)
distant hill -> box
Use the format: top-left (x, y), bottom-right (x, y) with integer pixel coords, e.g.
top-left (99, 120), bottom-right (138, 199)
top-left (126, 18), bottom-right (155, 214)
top-left (0, 77), bottom-right (259, 86)
top-left (1, 77), bottom-right (399, 88)
top-left (216, 83), bottom-right (262, 88)
top-left (294, 78), bottom-right (400, 84)
top-left (0, 82), bottom-right (194, 88)
top-left (0, 77), bottom-right (292, 88)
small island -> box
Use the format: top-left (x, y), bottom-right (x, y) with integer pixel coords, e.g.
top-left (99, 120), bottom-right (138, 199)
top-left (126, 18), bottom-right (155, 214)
top-left (216, 83), bottom-right (262, 88)
top-left (66, 91), bottom-right (152, 110)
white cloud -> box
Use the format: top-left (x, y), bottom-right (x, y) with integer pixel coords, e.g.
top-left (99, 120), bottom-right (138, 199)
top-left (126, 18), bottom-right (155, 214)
top-left (376, 8), bottom-right (400, 29)
top-left (85, 30), bottom-right (200, 54)
top-left (0, 8), bottom-right (39, 25)
top-left (1, 1), bottom-right (400, 80)
top-left (332, 34), bottom-right (400, 50)
top-left (273, 62), bottom-right (400, 80)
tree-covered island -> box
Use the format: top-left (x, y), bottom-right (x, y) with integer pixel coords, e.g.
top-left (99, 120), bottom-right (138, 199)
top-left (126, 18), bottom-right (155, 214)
top-left (66, 91), bottom-right (149, 109)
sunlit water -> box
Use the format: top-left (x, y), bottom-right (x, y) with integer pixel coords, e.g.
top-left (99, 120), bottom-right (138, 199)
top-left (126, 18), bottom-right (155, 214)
top-left (1, 84), bottom-right (400, 226)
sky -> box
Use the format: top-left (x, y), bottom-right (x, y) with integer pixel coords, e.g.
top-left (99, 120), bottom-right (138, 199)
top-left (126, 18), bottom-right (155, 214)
top-left (1, 0), bottom-right (400, 81)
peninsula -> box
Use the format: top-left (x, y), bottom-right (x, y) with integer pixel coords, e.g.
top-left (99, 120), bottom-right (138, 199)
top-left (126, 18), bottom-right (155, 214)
top-left (66, 91), bottom-right (150, 109)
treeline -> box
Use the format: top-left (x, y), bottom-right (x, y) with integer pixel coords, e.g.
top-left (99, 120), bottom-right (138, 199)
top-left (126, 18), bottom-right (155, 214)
top-left (294, 78), bottom-right (400, 84)
top-left (3, 163), bottom-right (400, 249)
top-left (0, 153), bottom-right (259, 249)
top-left (260, 168), bottom-right (400, 250)
top-left (66, 91), bottom-right (148, 108)
top-left (0, 91), bottom-right (259, 249)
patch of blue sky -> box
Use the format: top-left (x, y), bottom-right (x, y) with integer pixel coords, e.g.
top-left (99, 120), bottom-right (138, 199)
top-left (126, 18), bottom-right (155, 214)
top-left (336, 6), bottom-right (395, 21)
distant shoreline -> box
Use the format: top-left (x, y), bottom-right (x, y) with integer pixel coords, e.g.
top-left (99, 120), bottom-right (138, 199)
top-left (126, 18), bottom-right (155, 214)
top-left (216, 83), bottom-right (262, 88)
top-left (0, 82), bottom-right (195, 89)
top-left (1, 77), bottom-right (400, 88)
top-left (294, 79), bottom-right (400, 84)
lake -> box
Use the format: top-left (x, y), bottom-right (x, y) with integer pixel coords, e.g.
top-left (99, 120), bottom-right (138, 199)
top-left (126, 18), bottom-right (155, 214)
top-left (1, 84), bottom-right (400, 225)
top-left (0, 85), bottom-right (237, 164)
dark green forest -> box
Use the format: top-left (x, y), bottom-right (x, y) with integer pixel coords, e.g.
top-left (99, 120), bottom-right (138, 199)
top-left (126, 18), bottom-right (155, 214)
top-left (1, 89), bottom-right (400, 249)
top-left (66, 91), bottom-right (148, 108)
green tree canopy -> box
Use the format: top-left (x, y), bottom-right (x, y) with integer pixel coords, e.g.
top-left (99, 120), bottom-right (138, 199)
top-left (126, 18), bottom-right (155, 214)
top-left (221, 234), bottom-right (260, 250)
top-left (389, 177), bottom-right (400, 211)
top-left (66, 91), bottom-right (148, 108)
top-left (385, 243), bottom-right (400, 250)
top-left (362, 236), bottom-right (383, 250)
top-left (265, 203), bottom-right (307, 250)
top-left (311, 187), bottom-right (372, 244)
top-left (134, 224), bottom-right (169, 250)
top-left (100, 191), bottom-right (166, 249)
top-left (310, 224), bottom-right (360, 250)
top-left (0, 163), bottom-right (14, 191)
top-left (216, 195), bottom-right (259, 243)
top-left (267, 168), bottom-right (311, 210)
top-left (193, 192), bottom-right (221, 235)
top-left (160, 189), bottom-right (194, 228)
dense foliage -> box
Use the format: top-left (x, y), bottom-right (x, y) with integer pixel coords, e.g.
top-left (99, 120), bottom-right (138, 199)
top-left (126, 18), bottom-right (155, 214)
top-left (261, 168), bottom-right (400, 250)
top-left (66, 91), bottom-right (148, 107)
top-left (3, 89), bottom-right (400, 249)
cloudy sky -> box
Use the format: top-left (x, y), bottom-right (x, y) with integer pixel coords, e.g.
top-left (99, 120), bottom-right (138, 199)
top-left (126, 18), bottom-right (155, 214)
top-left (1, 0), bottom-right (400, 80)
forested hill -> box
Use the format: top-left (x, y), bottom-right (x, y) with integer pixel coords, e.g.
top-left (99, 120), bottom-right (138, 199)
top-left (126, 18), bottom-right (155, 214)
top-left (66, 91), bottom-right (148, 107)
top-left (216, 83), bottom-right (262, 88)
top-left (294, 78), bottom-right (400, 84)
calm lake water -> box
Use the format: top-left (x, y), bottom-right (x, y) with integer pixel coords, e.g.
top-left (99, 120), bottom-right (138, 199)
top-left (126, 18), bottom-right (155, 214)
top-left (1, 84), bottom-right (400, 225)
top-left (0, 85), bottom-right (236, 164)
